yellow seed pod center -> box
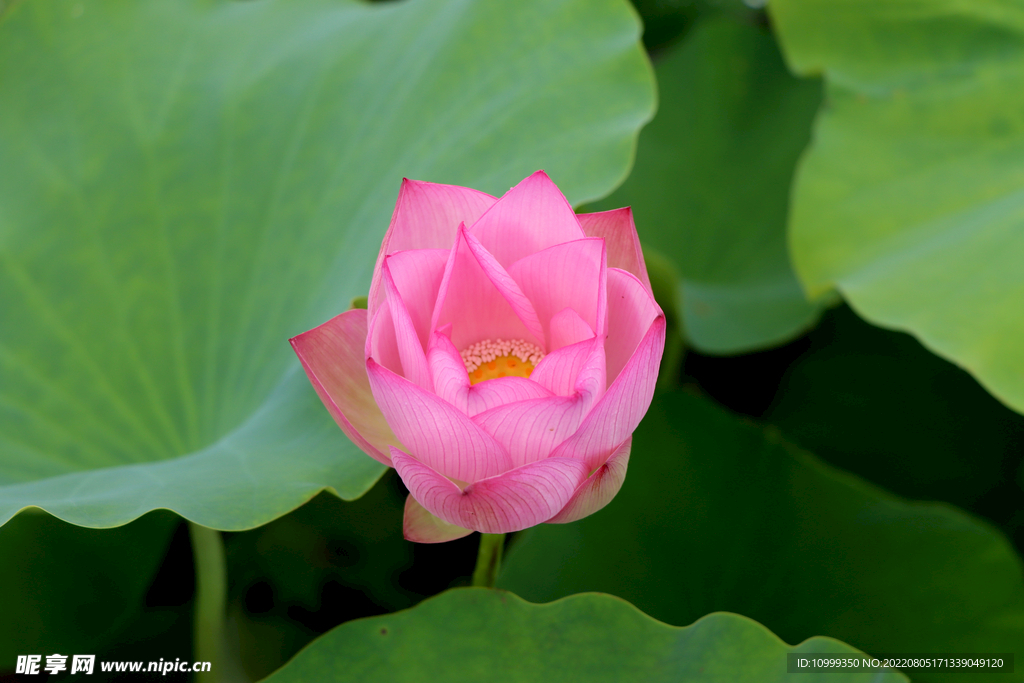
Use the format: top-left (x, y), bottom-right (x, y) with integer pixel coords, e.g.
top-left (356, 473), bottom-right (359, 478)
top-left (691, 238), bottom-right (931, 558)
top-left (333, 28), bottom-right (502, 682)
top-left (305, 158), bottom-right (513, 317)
top-left (460, 338), bottom-right (545, 386)
top-left (469, 355), bottom-right (536, 385)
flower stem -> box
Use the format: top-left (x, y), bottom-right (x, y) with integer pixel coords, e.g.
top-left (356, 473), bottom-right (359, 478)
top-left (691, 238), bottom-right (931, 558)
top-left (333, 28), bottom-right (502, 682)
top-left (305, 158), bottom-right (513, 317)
top-left (189, 522), bottom-right (229, 676)
top-left (471, 533), bottom-right (505, 588)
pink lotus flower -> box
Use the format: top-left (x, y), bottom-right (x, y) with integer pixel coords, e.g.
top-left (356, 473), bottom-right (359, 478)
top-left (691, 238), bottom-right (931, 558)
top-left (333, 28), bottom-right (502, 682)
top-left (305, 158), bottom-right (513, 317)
top-left (291, 171), bottom-right (665, 543)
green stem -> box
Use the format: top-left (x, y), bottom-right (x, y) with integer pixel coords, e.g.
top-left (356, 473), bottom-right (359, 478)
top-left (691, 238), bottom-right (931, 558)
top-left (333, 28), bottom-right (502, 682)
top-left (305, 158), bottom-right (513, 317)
top-left (189, 522), bottom-right (228, 676)
top-left (471, 533), bottom-right (505, 588)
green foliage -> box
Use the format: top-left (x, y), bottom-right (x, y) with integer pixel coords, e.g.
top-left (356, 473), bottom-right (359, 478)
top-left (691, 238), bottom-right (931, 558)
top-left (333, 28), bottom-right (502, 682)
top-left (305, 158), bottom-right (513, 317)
top-left (771, 0), bottom-right (1024, 413)
top-left (500, 389), bottom-right (1024, 683)
top-left (0, 0), bottom-right (655, 530)
top-left (766, 305), bottom-right (1024, 541)
top-left (0, 510), bottom-right (178, 662)
top-left (587, 15), bottom-right (826, 354)
top-left (224, 477), bottom-right (423, 680)
top-left (263, 589), bottom-right (906, 683)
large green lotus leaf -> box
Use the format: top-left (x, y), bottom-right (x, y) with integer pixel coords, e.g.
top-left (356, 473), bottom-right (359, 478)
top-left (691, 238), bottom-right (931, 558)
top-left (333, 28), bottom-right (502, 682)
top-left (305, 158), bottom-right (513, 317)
top-left (585, 16), bottom-right (825, 354)
top-left (500, 390), bottom-right (1024, 683)
top-left (0, 0), bottom-right (655, 529)
top-left (0, 509), bottom-right (178, 663)
top-left (769, 0), bottom-right (1024, 413)
top-left (263, 589), bottom-right (906, 683)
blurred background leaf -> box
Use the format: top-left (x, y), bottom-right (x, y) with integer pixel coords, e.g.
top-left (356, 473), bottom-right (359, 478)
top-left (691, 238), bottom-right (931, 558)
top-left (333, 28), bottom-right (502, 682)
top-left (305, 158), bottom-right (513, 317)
top-left (765, 304), bottom-right (1024, 551)
top-left (263, 589), bottom-right (906, 683)
top-left (0, 0), bottom-right (655, 531)
top-left (585, 14), bottom-right (827, 354)
top-left (222, 474), bottom-right (480, 681)
top-left (771, 0), bottom-right (1024, 414)
top-left (500, 389), bottom-right (1024, 683)
top-left (629, 0), bottom-right (762, 52)
top-left (0, 510), bottom-right (187, 670)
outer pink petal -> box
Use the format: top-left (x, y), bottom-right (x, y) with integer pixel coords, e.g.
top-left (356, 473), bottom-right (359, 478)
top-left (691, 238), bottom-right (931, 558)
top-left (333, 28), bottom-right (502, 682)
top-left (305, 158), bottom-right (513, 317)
top-left (392, 447), bottom-right (588, 534)
top-left (507, 238), bottom-right (605, 347)
top-left (428, 330), bottom-right (552, 416)
top-left (469, 170), bottom-right (586, 268)
top-left (577, 207), bottom-right (652, 295)
top-left (549, 306), bottom-right (595, 352)
top-left (430, 227), bottom-right (545, 351)
top-left (547, 437), bottom-right (631, 524)
top-left (290, 309), bottom-right (402, 467)
top-left (549, 315), bottom-right (665, 472)
top-left (473, 339), bottom-right (605, 468)
top-left (403, 494), bottom-right (473, 544)
top-left (366, 358), bottom-right (512, 483)
top-left (381, 261), bottom-right (432, 391)
top-left (605, 267), bottom-right (663, 385)
top-left (529, 334), bottom-right (596, 397)
top-left (385, 248), bottom-right (449, 348)
top-left (368, 180), bottom-right (496, 319)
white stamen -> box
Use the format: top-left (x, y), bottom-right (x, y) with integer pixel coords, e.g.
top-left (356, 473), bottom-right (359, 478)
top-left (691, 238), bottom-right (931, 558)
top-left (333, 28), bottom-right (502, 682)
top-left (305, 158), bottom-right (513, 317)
top-left (460, 338), bottom-right (545, 373)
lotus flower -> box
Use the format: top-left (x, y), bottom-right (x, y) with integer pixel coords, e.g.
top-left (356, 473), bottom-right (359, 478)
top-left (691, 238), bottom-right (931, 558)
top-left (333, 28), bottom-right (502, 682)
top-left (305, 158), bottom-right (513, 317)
top-left (291, 171), bottom-right (665, 543)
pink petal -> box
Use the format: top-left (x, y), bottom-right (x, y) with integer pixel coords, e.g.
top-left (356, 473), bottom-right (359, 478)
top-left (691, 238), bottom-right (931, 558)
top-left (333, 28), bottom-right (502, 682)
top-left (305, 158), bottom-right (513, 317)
top-left (365, 300), bottom-right (403, 377)
top-left (507, 238), bottom-right (605, 347)
top-left (385, 248), bottom-right (449, 348)
top-left (547, 437), bottom-right (631, 524)
top-left (430, 227), bottom-right (545, 351)
top-left (577, 207), bottom-right (652, 295)
top-left (427, 329), bottom-right (474, 411)
top-left (549, 314), bottom-right (666, 472)
top-left (529, 334), bottom-right (596, 397)
top-left (366, 358), bottom-right (512, 483)
top-left (290, 309), bottom-right (402, 467)
top-left (392, 447), bottom-right (589, 534)
top-left (428, 331), bottom-right (552, 416)
top-left (473, 339), bottom-right (606, 468)
top-left (549, 307), bottom-right (595, 352)
top-left (403, 494), bottom-right (473, 544)
top-left (463, 378), bottom-right (554, 416)
top-left (381, 261), bottom-right (432, 391)
top-left (469, 171), bottom-right (586, 268)
top-left (605, 267), bottom-right (663, 385)
top-left (368, 179), bottom-right (496, 319)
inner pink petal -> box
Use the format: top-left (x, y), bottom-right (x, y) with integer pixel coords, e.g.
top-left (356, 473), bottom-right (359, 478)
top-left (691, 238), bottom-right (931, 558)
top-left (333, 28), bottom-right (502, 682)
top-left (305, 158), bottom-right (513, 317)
top-left (430, 227), bottom-right (545, 351)
top-left (473, 339), bottom-right (605, 467)
top-left (428, 331), bottom-right (552, 416)
top-left (529, 335), bottom-right (596, 397)
top-left (365, 301), bottom-right (403, 377)
top-left (549, 307), bottom-right (595, 352)
top-left (369, 179), bottom-right (496, 318)
top-left (468, 170), bottom-right (585, 268)
top-left (465, 377), bottom-right (554, 417)
top-left (507, 238), bottom-right (605, 348)
top-left (386, 248), bottom-right (449, 348)
top-left (381, 262), bottom-right (432, 391)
